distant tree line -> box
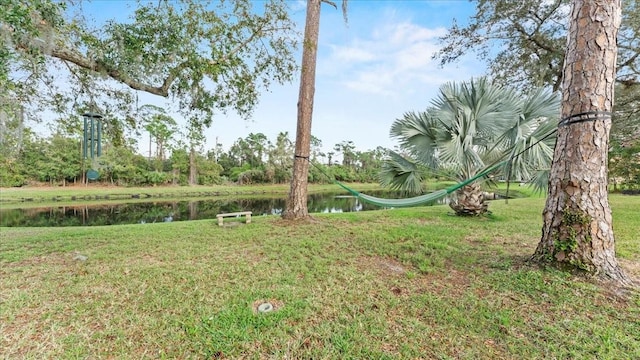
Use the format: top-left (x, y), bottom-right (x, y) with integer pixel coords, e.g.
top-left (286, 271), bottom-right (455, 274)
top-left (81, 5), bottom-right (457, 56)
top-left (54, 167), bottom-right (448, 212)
top-left (0, 124), bottom-right (388, 187)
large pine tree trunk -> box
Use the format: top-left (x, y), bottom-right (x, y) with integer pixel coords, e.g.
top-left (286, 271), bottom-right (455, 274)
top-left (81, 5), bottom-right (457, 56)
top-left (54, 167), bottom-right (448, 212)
top-left (533, 0), bottom-right (630, 284)
top-left (283, 0), bottom-right (321, 220)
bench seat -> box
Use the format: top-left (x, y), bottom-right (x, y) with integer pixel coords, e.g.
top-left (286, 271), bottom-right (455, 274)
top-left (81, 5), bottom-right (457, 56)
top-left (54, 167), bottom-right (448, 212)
top-left (216, 211), bottom-right (252, 226)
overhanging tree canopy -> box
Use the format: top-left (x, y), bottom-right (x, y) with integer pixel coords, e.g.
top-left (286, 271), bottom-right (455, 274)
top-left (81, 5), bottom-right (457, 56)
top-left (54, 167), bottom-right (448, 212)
top-left (434, 0), bottom-right (640, 143)
top-left (1, 0), bottom-right (298, 136)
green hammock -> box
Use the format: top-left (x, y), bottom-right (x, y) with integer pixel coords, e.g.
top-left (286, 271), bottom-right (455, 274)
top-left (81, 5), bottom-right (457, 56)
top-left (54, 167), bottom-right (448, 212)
top-left (331, 161), bottom-right (506, 208)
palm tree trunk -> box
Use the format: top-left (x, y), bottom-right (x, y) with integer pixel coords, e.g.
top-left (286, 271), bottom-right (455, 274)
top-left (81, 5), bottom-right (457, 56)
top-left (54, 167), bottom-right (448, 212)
top-left (532, 0), bottom-right (630, 284)
top-left (449, 182), bottom-right (488, 216)
top-left (283, 0), bottom-right (321, 220)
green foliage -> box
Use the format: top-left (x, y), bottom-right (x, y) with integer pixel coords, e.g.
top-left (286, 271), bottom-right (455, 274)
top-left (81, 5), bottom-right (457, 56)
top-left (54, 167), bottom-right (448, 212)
top-left (45, 134), bottom-right (82, 184)
top-left (229, 164), bottom-right (252, 183)
top-left (2, 0), bottom-right (298, 134)
top-left (0, 158), bottom-right (27, 186)
top-left (100, 145), bottom-right (147, 186)
top-left (196, 157), bottom-right (223, 185)
top-left (145, 170), bottom-right (169, 186)
top-left (169, 148), bottom-right (189, 175)
top-left (609, 140), bottom-right (640, 190)
top-left (237, 169), bottom-right (266, 185)
top-left (435, 0), bottom-right (640, 144)
top-left (550, 207), bottom-right (593, 269)
top-left (435, 0), bottom-right (567, 91)
top-left (379, 150), bottom-right (423, 193)
top-left (0, 122), bottom-right (386, 187)
top-left (0, 128), bottom-right (83, 186)
top-left (142, 108), bottom-right (178, 168)
top-left (383, 77), bottom-right (559, 195)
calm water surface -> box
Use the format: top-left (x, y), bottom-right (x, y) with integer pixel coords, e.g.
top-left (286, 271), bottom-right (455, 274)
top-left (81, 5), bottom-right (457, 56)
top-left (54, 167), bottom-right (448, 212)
top-left (1, 191), bottom-right (449, 227)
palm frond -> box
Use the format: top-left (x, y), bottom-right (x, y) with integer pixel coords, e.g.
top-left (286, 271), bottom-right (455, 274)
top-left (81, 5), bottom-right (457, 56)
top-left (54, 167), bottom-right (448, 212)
top-left (379, 150), bottom-right (424, 194)
top-left (526, 169), bottom-right (551, 193)
top-left (521, 88), bottom-right (561, 122)
top-left (386, 77), bottom-right (560, 191)
top-left (390, 110), bottom-right (440, 168)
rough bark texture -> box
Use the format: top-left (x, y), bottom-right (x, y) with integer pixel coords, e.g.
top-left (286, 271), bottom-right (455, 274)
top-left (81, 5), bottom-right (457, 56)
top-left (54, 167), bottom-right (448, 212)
top-left (533, 0), bottom-right (630, 284)
top-left (189, 147), bottom-right (197, 186)
top-left (282, 0), bottom-right (321, 220)
top-left (449, 183), bottom-right (488, 216)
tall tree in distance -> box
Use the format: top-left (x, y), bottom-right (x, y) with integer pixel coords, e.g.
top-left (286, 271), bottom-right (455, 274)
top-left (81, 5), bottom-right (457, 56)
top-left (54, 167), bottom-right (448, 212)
top-left (283, 0), bottom-right (347, 220)
top-left (532, 0), bottom-right (632, 285)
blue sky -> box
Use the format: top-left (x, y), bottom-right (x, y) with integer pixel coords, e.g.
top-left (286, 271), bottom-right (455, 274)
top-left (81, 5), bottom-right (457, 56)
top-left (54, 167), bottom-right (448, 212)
top-left (72, 0), bottom-right (485, 153)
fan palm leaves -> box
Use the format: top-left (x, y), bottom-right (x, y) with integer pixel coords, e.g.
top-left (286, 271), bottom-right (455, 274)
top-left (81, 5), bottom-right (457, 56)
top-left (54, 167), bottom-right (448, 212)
top-left (382, 77), bottom-right (560, 215)
top-left (379, 149), bottom-right (423, 193)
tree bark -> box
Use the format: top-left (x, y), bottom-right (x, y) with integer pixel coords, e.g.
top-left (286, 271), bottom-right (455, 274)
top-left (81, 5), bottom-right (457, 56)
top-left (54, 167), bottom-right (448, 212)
top-left (449, 183), bottom-right (488, 216)
top-left (282, 0), bottom-right (321, 220)
top-left (533, 0), bottom-right (631, 285)
top-left (189, 146), bottom-right (197, 185)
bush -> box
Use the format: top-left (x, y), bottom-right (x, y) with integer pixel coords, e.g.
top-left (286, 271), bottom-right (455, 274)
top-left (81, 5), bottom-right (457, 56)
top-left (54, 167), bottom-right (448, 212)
top-left (145, 171), bottom-right (169, 185)
top-left (237, 169), bottom-right (266, 184)
top-left (0, 173), bottom-right (27, 187)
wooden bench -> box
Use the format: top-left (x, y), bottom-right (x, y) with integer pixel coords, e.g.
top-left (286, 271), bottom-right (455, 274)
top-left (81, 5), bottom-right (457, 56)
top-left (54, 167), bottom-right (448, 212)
top-left (216, 211), bottom-right (252, 226)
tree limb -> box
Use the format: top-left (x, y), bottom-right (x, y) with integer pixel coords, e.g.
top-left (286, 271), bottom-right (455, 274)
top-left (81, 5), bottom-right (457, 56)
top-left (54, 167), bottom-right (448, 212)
top-left (48, 46), bottom-right (171, 96)
top-left (14, 19), bottom-right (286, 98)
top-left (511, 21), bottom-right (562, 55)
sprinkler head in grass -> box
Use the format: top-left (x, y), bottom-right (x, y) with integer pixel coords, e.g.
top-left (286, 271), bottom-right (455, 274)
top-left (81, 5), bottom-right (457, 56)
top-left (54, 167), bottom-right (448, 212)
top-left (257, 302), bottom-right (274, 313)
top-left (73, 253), bottom-right (88, 262)
top-left (252, 299), bottom-right (282, 314)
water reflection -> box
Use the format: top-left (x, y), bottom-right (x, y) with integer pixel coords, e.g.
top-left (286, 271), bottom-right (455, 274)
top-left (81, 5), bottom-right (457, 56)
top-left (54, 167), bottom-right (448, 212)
top-left (0, 191), bottom-right (448, 227)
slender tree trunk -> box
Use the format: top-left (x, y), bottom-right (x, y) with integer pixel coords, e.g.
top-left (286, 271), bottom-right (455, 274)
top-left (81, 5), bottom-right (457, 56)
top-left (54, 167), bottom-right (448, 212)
top-left (283, 0), bottom-right (321, 220)
top-left (189, 146), bottom-right (197, 185)
top-left (533, 0), bottom-right (631, 284)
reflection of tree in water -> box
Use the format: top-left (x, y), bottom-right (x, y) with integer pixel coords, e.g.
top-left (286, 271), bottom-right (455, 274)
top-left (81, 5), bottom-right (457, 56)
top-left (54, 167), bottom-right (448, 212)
top-left (0, 191), bottom-right (449, 227)
top-left (188, 201), bottom-right (197, 220)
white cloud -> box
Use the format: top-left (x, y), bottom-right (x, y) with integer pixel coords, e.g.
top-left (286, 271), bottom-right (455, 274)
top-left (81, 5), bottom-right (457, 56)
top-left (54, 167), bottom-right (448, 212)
top-left (289, 0), bottom-right (307, 13)
top-left (321, 21), bottom-right (458, 97)
top-left (395, 41), bottom-right (440, 71)
top-left (321, 20), bottom-right (455, 98)
top-left (386, 23), bottom-right (446, 45)
top-left (343, 66), bottom-right (394, 96)
top-left (332, 45), bottom-right (377, 63)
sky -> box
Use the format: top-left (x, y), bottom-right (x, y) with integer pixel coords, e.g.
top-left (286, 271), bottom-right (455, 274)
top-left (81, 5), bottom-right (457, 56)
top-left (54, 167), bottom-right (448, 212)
top-left (64, 0), bottom-right (486, 154)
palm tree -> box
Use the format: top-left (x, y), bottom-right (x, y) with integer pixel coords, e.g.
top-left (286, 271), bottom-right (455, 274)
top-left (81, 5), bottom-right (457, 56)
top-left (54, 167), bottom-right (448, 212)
top-left (381, 77), bottom-right (559, 216)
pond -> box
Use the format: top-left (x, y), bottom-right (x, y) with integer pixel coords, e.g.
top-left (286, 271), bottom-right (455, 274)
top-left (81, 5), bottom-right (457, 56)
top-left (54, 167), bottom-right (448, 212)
top-left (0, 191), bottom-right (450, 227)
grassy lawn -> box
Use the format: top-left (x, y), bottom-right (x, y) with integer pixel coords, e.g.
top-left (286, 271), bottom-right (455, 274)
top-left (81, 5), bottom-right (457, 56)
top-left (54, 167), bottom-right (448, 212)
top-left (1, 195), bottom-right (638, 358)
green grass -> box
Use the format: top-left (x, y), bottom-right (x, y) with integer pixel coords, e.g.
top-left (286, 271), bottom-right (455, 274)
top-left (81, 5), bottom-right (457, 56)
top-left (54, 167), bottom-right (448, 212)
top-left (1, 195), bottom-right (638, 358)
